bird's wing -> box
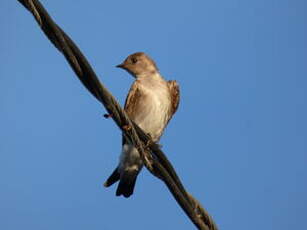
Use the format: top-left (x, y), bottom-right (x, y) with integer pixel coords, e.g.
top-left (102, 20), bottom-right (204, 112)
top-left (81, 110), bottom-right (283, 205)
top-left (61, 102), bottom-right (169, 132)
top-left (167, 80), bottom-right (180, 123)
top-left (122, 82), bottom-right (143, 145)
top-left (124, 81), bottom-right (143, 119)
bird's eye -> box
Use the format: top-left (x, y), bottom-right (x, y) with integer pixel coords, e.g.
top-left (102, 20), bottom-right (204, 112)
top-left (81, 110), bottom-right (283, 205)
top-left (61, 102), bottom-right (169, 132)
top-left (131, 57), bottom-right (138, 64)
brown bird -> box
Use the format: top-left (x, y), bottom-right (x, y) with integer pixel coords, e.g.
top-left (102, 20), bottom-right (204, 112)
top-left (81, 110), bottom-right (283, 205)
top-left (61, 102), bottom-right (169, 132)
top-left (104, 52), bottom-right (180, 198)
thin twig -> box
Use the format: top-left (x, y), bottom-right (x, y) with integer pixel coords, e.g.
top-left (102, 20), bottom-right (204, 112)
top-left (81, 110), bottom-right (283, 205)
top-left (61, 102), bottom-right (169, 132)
top-left (17, 1), bottom-right (218, 230)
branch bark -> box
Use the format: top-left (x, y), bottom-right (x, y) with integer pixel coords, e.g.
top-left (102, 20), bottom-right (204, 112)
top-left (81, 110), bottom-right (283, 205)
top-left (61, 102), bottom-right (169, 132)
top-left (17, 1), bottom-right (218, 230)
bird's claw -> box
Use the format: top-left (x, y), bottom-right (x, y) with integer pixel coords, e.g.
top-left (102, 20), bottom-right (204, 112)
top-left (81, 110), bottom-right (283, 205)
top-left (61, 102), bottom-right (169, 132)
top-left (145, 139), bottom-right (153, 148)
top-left (103, 113), bottom-right (113, 119)
top-left (122, 125), bottom-right (132, 131)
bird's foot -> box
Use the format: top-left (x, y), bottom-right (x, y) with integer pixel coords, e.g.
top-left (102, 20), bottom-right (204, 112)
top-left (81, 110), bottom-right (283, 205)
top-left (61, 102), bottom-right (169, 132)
top-left (103, 113), bottom-right (113, 119)
top-left (145, 133), bottom-right (155, 148)
top-left (144, 134), bottom-right (163, 149)
top-left (122, 125), bottom-right (132, 131)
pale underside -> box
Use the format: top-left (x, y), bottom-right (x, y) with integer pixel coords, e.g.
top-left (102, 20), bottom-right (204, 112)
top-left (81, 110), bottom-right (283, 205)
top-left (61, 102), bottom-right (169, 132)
top-left (119, 74), bottom-right (180, 172)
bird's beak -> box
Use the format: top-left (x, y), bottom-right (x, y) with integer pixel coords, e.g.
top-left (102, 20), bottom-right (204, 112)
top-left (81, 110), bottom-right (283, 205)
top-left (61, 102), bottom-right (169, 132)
top-left (116, 63), bottom-right (125, 69)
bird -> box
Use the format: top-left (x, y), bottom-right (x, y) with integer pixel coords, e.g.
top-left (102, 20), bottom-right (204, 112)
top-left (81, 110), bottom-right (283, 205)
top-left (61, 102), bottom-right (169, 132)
top-left (104, 52), bottom-right (180, 198)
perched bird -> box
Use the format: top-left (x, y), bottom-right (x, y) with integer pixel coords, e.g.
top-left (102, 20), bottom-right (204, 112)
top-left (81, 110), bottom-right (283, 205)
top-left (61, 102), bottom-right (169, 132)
top-left (104, 52), bottom-right (180, 198)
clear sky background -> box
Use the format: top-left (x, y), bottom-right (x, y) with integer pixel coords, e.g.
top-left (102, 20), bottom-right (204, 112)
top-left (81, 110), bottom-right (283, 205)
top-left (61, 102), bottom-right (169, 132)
top-left (1, 1), bottom-right (306, 229)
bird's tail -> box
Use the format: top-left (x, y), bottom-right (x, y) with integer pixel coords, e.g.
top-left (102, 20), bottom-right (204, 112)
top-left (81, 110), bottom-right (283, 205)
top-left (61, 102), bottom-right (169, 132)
top-left (104, 167), bottom-right (120, 187)
top-left (116, 171), bottom-right (138, 198)
top-left (104, 168), bottom-right (138, 198)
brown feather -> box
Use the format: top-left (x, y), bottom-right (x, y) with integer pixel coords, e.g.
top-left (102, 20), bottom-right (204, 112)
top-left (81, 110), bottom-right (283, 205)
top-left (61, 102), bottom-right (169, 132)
top-left (122, 82), bottom-right (143, 145)
top-left (167, 80), bottom-right (180, 123)
top-left (124, 82), bottom-right (144, 119)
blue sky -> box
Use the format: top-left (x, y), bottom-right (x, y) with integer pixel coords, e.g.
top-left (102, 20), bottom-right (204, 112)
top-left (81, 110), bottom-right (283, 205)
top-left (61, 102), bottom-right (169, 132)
top-left (1, 0), bottom-right (307, 229)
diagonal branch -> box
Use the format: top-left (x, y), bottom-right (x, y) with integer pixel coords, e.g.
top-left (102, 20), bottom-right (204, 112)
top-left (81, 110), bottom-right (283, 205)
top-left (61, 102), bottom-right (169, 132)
top-left (17, 1), bottom-right (218, 230)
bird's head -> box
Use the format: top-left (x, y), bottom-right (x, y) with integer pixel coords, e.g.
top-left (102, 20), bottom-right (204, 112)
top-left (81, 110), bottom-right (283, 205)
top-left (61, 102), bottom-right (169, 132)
top-left (116, 52), bottom-right (158, 78)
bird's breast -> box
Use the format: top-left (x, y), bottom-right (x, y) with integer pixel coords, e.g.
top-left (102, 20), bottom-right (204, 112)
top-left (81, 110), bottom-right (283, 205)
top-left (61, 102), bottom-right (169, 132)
top-left (134, 81), bottom-right (171, 141)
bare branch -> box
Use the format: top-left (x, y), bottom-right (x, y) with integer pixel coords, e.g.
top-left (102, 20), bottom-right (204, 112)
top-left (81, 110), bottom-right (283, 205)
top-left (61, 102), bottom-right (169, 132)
top-left (17, 1), bottom-right (218, 230)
